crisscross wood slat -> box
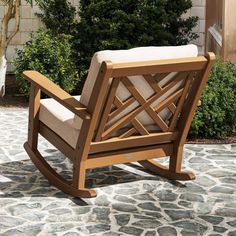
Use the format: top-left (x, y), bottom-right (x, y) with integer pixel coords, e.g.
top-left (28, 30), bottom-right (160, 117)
top-left (97, 71), bottom-right (192, 141)
top-left (108, 96), bottom-right (135, 122)
top-left (95, 78), bottom-right (121, 142)
top-left (95, 78), bottom-right (151, 141)
top-left (121, 77), bottom-right (169, 132)
top-left (168, 72), bottom-right (195, 131)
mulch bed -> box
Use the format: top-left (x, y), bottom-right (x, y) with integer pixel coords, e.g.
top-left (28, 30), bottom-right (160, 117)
top-left (0, 94), bottom-right (28, 108)
top-left (187, 135), bottom-right (236, 144)
top-left (0, 75), bottom-right (28, 108)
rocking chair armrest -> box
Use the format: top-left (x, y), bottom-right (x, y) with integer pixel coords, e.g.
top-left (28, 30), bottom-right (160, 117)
top-left (23, 70), bottom-right (91, 120)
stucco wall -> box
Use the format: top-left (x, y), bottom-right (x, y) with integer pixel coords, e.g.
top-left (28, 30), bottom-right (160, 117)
top-left (184, 0), bottom-right (206, 54)
top-left (0, 0), bottom-right (206, 72)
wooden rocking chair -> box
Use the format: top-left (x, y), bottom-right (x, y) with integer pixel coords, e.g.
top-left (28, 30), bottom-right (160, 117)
top-left (23, 45), bottom-right (215, 198)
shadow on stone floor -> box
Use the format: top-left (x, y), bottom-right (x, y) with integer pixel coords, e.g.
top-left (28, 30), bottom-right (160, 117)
top-left (0, 154), bottom-right (184, 202)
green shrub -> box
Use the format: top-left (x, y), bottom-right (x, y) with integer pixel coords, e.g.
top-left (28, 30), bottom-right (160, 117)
top-left (13, 30), bottom-right (79, 97)
top-left (37, 0), bottom-right (198, 90)
top-left (190, 59), bottom-right (236, 138)
top-left (75, 0), bottom-right (198, 81)
top-left (36, 0), bottom-right (77, 36)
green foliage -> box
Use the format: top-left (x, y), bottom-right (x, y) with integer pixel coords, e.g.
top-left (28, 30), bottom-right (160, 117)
top-left (36, 0), bottom-right (77, 35)
top-left (74, 0), bottom-right (198, 69)
top-left (37, 0), bottom-right (198, 88)
top-left (25, 0), bottom-right (45, 7)
top-left (190, 59), bottom-right (236, 138)
top-left (13, 30), bottom-right (79, 97)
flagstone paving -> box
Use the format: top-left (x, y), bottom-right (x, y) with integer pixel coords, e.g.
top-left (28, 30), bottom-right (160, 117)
top-left (0, 108), bottom-right (236, 236)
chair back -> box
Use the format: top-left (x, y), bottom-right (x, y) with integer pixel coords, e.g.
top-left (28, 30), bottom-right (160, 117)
top-left (76, 46), bottom-right (214, 153)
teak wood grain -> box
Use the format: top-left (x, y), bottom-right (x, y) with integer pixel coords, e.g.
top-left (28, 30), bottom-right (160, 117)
top-left (23, 53), bottom-right (215, 198)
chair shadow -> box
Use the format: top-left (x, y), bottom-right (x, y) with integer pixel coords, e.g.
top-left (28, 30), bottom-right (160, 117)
top-left (0, 151), bottom-right (185, 205)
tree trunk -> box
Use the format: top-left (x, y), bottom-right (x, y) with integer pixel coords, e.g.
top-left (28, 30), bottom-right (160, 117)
top-left (0, 0), bottom-right (20, 97)
top-left (0, 51), bottom-right (7, 96)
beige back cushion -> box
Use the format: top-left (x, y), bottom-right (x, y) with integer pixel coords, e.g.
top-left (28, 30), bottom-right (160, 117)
top-left (75, 45), bottom-right (198, 130)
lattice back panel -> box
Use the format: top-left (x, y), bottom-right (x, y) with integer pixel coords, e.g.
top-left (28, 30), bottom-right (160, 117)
top-left (95, 70), bottom-right (197, 142)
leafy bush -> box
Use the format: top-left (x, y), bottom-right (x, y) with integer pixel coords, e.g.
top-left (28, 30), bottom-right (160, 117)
top-left (75, 0), bottom-right (198, 80)
top-left (13, 30), bottom-right (79, 97)
top-left (190, 59), bottom-right (236, 138)
top-left (37, 0), bottom-right (198, 89)
top-left (36, 0), bottom-right (77, 36)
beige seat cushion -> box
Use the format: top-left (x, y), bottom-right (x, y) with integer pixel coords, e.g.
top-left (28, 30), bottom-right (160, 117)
top-left (39, 96), bottom-right (81, 148)
top-left (75, 45), bottom-right (198, 130)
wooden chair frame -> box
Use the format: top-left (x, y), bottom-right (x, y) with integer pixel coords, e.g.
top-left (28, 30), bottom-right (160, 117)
top-left (23, 53), bottom-right (215, 198)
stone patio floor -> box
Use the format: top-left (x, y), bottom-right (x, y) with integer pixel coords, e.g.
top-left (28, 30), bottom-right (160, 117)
top-left (0, 108), bottom-right (236, 236)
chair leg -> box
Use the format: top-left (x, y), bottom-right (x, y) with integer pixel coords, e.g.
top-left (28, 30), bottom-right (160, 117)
top-left (24, 142), bottom-right (97, 198)
top-left (169, 145), bottom-right (184, 173)
top-left (72, 162), bottom-right (88, 190)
